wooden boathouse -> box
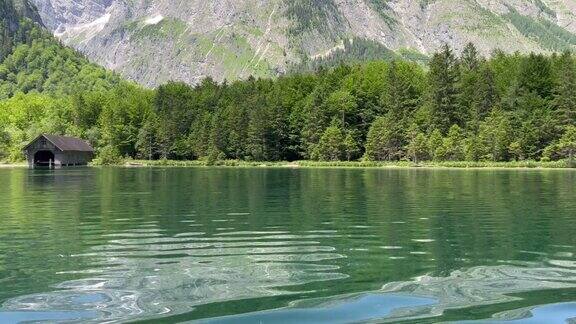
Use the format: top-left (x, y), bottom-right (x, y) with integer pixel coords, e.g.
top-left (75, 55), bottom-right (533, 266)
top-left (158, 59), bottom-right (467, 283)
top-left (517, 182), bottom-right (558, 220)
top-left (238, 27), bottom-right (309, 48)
top-left (23, 134), bottom-right (94, 169)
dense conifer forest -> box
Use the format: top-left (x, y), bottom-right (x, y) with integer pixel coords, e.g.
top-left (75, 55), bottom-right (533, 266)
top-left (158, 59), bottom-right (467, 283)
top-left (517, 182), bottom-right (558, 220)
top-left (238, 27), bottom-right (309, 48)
top-left (1, 15), bottom-right (576, 165)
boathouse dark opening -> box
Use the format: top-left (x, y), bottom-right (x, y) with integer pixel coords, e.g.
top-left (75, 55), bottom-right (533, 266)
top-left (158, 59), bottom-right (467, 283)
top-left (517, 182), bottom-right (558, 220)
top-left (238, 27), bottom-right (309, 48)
top-left (34, 150), bottom-right (55, 167)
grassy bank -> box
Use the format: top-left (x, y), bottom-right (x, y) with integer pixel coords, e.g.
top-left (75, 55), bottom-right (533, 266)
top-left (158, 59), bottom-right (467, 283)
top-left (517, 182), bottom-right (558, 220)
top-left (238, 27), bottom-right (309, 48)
top-left (0, 162), bottom-right (27, 168)
top-left (112, 159), bottom-right (574, 169)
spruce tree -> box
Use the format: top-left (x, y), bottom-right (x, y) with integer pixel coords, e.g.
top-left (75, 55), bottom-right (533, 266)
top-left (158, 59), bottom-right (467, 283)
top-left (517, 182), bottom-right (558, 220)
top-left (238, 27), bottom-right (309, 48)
top-left (428, 44), bottom-right (462, 133)
top-left (552, 51), bottom-right (576, 127)
top-left (461, 42), bottom-right (480, 71)
top-left (364, 115), bottom-right (405, 161)
top-left (518, 53), bottom-right (553, 99)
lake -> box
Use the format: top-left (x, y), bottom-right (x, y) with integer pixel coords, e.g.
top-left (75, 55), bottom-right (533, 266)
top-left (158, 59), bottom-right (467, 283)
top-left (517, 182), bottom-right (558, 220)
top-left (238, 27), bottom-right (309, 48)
top-left (0, 167), bottom-right (575, 323)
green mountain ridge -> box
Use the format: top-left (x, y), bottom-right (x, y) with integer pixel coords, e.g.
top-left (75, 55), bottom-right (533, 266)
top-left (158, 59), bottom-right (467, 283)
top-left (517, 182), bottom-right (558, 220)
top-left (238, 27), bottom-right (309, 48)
top-left (0, 0), bottom-right (121, 99)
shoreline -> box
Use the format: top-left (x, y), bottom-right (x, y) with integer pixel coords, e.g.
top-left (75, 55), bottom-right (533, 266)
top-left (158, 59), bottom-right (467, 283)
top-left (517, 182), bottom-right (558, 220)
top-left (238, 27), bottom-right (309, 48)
top-left (2, 160), bottom-right (573, 170)
top-left (0, 163), bottom-right (27, 168)
top-left (115, 160), bottom-right (574, 170)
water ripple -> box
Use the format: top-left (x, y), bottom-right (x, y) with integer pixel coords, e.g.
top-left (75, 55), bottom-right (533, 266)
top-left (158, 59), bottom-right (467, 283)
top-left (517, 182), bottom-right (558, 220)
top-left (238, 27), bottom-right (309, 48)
top-left (0, 226), bottom-right (348, 323)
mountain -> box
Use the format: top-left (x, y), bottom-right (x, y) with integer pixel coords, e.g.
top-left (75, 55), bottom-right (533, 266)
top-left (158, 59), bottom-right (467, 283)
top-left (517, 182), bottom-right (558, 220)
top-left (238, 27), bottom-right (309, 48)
top-left (0, 0), bottom-right (44, 59)
top-left (0, 0), bottom-right (121, 99)
top-left (21, 0), bottom-right (576, 87)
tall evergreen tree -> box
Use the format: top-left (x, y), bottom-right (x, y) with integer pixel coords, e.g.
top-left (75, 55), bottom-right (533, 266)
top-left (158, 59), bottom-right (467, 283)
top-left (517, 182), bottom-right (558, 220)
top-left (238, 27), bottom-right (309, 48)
top-left (428, 44), bottom-right (462, 133)
top-left (461, 42), bottom-right (480, 71)
top-left (384, 61), bottom-right (423, 121)
top-left (518, 53), bottom-right (553, 99)
top-left (552, 51), bottom-right (576, 126)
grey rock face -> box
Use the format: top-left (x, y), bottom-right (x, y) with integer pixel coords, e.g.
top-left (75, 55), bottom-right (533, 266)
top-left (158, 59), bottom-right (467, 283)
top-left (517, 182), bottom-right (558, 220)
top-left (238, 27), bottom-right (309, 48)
top-left (28, 0), bottom-right (576, 87)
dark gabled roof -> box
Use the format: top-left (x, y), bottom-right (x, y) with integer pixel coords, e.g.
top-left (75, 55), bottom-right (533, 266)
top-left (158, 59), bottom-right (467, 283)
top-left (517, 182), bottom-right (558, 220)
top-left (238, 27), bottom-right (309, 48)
top-left (25, 134), bottom-right (94, 152)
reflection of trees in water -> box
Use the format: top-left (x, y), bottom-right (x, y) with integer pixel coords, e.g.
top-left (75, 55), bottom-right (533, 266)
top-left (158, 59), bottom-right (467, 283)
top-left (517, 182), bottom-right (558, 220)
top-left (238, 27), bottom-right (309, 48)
top-left (1, 168), bottom-right (576, 321)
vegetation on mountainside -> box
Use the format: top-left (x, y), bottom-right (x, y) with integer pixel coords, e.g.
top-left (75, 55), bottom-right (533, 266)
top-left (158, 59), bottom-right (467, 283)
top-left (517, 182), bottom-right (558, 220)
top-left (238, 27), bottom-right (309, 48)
top-left (0, 37), bottom-right (122, 99)
top-left (290, 38), bottom-right (401, 73)
top-left (0, 1), bottom-right (121, 100)
top-left (0, 0), bottom-right (44, 60)
top-left (505, 10), bottom-right (576, 52)
top-left (285, 0), bottom-right (343, 37)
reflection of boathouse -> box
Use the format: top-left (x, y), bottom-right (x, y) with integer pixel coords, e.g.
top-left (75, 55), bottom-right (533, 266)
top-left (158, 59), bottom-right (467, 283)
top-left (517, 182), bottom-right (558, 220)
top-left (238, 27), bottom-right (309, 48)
top-left (24, 134), bottom-right (94, 169)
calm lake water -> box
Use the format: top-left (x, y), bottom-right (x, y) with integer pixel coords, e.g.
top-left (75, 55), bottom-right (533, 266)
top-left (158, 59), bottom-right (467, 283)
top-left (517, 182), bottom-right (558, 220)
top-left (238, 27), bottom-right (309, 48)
top-left (1, 167), bottom-right (576, 323)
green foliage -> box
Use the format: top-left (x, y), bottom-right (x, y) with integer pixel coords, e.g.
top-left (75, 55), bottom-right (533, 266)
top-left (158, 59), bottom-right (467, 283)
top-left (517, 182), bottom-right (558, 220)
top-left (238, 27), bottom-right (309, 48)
top-left (290, 38), bottom-right (399, 73)
top-left (560, 126), bottom-right (576, 166)
top-left (364, 115), bottom-right (405, 161)
top-left (441, 124), bottom-right (466, 161)
top-left (285, 0), bottom-right (342, 37)
top-left (505, 10), bottom-right (576, 52)
top-left (0, 4), bottom-right (120, 99)
top-left (2, 28), bottom-right (576, 167)
top-left (553, 125), bottom-right (576, 167)
top-left (0, 37), bottom-right (121, 99)
top-left (552, 51), bottom-right (576, 126)
top-left (343, 131), bottom-right (360, 161)
top-left (476, 110), bottom-right (513, 161)
top-left (313, 125), bottom-right (344, 161)
top-left (93, 145), bottom-right (123, 166)
top-left (407, 132), bottom-right (429, 163)
top-left (0, 0), bottom-right (44, 60)
top-left (428, 44), bottom-right (463, 133)
top-left (427, 129), bottom-right (444, 161)
top-left (518, 53), bottom-right (553, 98)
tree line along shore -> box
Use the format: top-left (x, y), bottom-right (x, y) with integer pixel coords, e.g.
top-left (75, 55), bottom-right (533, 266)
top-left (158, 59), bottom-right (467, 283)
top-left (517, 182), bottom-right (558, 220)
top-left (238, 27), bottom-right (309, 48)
top-left (1, 38), bottom-right (575, 166)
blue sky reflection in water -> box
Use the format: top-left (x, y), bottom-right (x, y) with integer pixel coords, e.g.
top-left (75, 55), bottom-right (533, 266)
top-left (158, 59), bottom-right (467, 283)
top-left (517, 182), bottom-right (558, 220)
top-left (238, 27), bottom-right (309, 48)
top-left (0, 168), bottom-right (575, 323)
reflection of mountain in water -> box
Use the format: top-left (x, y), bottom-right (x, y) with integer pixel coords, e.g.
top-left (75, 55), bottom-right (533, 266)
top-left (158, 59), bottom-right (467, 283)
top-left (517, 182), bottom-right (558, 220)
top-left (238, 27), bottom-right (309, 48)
top-left (0, 222), bottom-right (348, 322)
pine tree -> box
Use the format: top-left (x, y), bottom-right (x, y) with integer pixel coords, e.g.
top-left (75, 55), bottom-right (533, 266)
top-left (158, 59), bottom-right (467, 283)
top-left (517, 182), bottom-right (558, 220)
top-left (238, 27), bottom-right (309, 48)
top-left (407, 133), bottom-right (429, 163)
top-left (442, 125), bottom-right (465, 161)
top-left (384, 61), bottom-right (423, 121)
top-left (314, 125), bottom-right (344, 161)
top-left (343, 131), bottom-right (360, 161)
top-left (461, 42), bottom-right (480, 71)
top-left (477, 110), bottom-right (513, 161)
top-left (518, 53), bottom-right (553, 99)
top-left (559, 126), bottom-right (576, 167)
top-left (364, 115), bottom-right (405, 161)
top-left (326, 90), bottom-right (357, 127)
top-left (552, 51), bottom-right (576, 127)
top-left (475, 65), bottom-right (497, 120)
top-left (428, 129), bottom-right (444, 161)
top-left (428, 44), bottom-right (462, 133)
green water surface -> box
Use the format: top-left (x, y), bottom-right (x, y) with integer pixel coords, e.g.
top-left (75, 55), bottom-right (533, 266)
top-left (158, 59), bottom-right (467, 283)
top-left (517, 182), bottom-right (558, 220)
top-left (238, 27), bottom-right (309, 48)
top-left (0, 168), bottom-right (575, 323)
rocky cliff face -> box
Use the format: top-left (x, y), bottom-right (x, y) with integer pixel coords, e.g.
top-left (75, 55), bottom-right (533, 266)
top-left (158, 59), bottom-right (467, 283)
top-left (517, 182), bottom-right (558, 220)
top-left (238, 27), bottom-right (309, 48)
top-left (29, 0), bottom-right (576, 87)
top-left (0, 0), bottom-right (44, 59)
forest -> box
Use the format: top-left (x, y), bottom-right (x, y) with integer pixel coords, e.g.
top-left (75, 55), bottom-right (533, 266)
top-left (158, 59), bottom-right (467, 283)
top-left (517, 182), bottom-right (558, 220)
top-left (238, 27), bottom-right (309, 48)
top-left (0, 18), bottom-right (575, 165)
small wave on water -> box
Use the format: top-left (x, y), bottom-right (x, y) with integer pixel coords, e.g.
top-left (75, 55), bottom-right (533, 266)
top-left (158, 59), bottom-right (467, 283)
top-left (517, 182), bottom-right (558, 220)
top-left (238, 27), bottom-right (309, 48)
top-left (0, 224), bottom-right (348, 323)
top-left (197, 264), bottom-right (576, 323)
top-left (2, 218), bottom-right (576, 323)
top-left (3, 260), bottom-right (576, 323)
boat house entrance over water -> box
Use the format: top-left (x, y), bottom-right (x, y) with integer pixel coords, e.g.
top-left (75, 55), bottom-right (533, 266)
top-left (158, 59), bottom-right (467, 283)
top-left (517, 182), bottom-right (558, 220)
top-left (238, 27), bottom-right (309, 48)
top-left (24, 134), bottom-right (94, 169)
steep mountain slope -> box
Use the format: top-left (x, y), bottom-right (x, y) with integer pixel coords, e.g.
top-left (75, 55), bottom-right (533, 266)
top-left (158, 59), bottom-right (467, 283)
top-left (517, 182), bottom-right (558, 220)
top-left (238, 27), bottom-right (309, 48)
top-left (0, 0), bottom-right (121, 99)
top-left (30, 0), bottom-right (576, 87)
top-left (0, 0), bottom-right (44, 59)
